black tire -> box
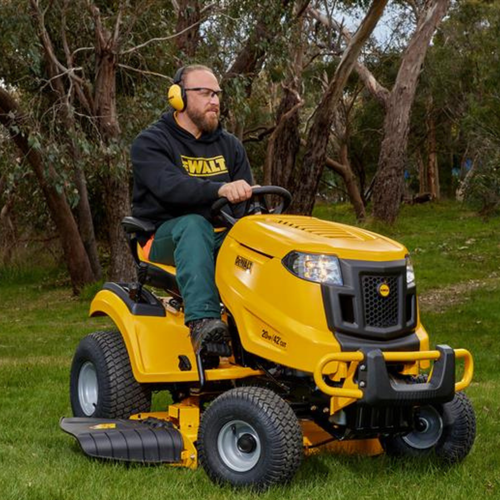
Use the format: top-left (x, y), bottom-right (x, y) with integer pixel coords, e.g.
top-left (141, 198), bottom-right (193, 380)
top-left (70, 330), bottom-right (151, 419)
top-left (381, 391), bottom-right (476, 464)
top-left (198, 386), bottom-right (303, 490)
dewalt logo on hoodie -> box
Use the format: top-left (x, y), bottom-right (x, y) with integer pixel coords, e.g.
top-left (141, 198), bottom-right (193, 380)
top-left (181, 155), bottom-right (228, 177)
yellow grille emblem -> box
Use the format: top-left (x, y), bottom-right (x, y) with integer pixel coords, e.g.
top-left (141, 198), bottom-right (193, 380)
top-left (378, 283), bottom-right (390, 297)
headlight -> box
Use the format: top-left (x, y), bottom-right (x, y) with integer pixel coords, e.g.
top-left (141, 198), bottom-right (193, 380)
top-left (406, 255), bottom-right (415, 287)
top-left (283, 252), bottom-right (343, 286)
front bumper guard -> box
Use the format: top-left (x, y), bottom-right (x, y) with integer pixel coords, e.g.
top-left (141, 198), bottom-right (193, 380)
top-left (313, 344), bottom-right (473, 406)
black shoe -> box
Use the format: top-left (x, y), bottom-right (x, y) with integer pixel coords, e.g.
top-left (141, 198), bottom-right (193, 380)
top-left (188, 318), bottom-right (231, 357)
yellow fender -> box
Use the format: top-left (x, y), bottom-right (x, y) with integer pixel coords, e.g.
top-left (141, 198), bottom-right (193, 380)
top-left (90, 288), bottom-right (261, 384)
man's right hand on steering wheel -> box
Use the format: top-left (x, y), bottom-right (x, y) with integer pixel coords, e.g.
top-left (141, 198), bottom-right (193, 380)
top-left (217, 180), bottom-right (253, 203)
top-left (212, 185), bottom-right (292, 227)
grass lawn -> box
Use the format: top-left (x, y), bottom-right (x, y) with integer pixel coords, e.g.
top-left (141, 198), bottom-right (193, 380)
top-left (1, 201), bottom-right (499, 499)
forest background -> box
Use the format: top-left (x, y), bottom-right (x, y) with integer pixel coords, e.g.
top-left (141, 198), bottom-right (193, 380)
top-left (0, 0), bottom-right (499, 291)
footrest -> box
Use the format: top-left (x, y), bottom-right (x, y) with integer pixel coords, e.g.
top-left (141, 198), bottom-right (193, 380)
top-left (60, 417), bottom-right (183, 463)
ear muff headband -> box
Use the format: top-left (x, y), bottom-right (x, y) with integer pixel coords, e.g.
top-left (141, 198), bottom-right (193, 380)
top-left (168, 66), bottom-right (187, 111)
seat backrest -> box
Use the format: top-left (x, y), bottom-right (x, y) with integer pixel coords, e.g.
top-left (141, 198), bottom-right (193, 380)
top-left (122, 216), bottom-right (155, 235)
top-left (122, 216), bottom-right (155, 265)
top-left (121, 216), bottom-right (182, 299)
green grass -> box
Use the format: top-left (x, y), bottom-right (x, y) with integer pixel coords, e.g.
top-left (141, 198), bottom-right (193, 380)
top-left (1, 201), bottom-right (500, 499)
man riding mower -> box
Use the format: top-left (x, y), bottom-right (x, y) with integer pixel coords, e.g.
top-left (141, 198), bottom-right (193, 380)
top-left (61, 186), bottom-right (476, 491)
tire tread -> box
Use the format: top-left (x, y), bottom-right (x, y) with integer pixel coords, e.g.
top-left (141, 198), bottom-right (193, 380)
top-left (198, 386), bottom-right (303, 490)
top-left (70, 330), bottom-right (151, 418)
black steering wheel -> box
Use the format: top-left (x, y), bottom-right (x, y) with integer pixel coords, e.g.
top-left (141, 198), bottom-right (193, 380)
top-left (211, 185), bottom-right (292, 227)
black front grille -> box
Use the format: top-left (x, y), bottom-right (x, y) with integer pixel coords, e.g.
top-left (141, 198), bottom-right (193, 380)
top-left (321, 259), bottom-right (417, 345)
top-left (362, 275), bottom-right (399, 328)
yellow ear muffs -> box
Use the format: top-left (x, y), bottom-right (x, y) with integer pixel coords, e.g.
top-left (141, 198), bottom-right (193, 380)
top-left (168, 83), bottom-right (186, 111)
top-left (168, 66), bottom-right (187, 111)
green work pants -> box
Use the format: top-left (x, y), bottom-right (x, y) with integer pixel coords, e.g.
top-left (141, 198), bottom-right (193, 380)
top-left (149, 214), bottom-right (227, 324)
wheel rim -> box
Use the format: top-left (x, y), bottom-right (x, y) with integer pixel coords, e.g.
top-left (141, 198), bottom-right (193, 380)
top-left (78, 361), bottom-right (98, 416)
top-left (217, 420), bottom-right (262, 472)
top-left (402, 406), bottom-right (444, 450)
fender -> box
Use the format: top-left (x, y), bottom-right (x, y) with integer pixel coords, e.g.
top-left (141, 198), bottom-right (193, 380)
top-left (90, 284), bottom-right (262, 384)
top-left (89, 284), bottom-right (195, 383)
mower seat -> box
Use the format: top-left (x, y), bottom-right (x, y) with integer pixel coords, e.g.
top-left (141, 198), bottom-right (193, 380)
top-left (122, 216), bottom-right (182, 299)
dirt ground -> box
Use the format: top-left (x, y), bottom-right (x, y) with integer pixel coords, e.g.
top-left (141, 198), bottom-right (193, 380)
top-left (418, 274), bottom-right (500, 313)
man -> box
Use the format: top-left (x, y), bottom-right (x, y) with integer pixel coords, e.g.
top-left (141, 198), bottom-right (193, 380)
top-left (130, 65), bottom-right (253, 357)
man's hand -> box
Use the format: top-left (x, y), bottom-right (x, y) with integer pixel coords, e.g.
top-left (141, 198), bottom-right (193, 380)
top-left (218, 180), bottom-right (253, 203)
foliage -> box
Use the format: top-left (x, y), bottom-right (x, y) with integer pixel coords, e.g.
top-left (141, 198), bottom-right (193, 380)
top-left (0, 0), bottom-right (499, 280)
top-left (420, 0), bottom-right (500, 206)
top-left (462, 143), bottom-right (500, 215)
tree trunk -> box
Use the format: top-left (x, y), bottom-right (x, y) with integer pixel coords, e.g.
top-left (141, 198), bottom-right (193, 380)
top-left (92, 10), bottom-right (135, 281)
top-left (417, 149), bottom-right (427, 194)
top-left (101, 172), bottom-right (134, 281)
top-left (427, 106), bottom-right (440, 199)
top-left (73, 164), bottom-right (102, 279)
top-left (264, 6), bottom-right (305, 194)
top-left (264, 86), bottom-right (303, 191)
top-left (292, 0), bottom-right (388, 215)
top-left (339, 144), bottom-right (366, 220)
top-left (372, 0), bottom-right (449, 223)
top-left (174, 0), bottom-right (200, 57)
top-left (371, 94), bottom-right (411, 222)
top-left (325, 145), bottom-right (366, 221)
top-left (0, 88), bottom-right (94, 293)
top-left (0, 197), bottom-right (17, 265)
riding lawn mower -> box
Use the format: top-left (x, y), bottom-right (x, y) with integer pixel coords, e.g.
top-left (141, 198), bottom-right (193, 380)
top-left (60, 186), bottom-right (476, 490)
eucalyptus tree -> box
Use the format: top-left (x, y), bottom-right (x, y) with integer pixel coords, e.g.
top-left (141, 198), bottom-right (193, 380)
top-left (0, 0), bottom-right (299, 289)
top-left (306, 0), bottom-right (451, 223)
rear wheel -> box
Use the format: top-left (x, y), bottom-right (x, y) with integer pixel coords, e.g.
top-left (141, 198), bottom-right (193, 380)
top-left (381, 391), bottom-right (476, 463)
top-left (70, 330), bottom-right (151, 419)
top-left (198, 386), bottom-right (303, 490)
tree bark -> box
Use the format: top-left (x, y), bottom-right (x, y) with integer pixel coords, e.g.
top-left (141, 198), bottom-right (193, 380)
top-left (310, 1), bottom-right (449, 222)
top-left (417, 149), bottom-right (427, 194)
top-left (426, 102), bottom-right (440, 199)
top-left (0, 88), bottom-right (94, 293)
top-left (265, 86), bottom-right (303, 191)
top-left (0, 174), bottom-right (17, 265)
top-left (264, 4), bottom-right (305, 193)
top-left (73, 164), bottom-right (102, 279)
top-left (291, 0), bottom-right (388, 215)
top-left (174, 0), bottom-right (201, 57)
top-left (372, 0), bottom-right (449, 223)
top-left (90, 2), bottom-right (135, 281)
top-left (324, 143), bottom-right (366, 221)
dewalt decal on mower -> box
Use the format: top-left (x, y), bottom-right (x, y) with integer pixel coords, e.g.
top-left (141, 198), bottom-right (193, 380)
top-left (261, 329), bottom-right (287, 349)
top-left (181, 155), bottom-right (228, 177)
top-left (235, 255), bottom-right (253, 273)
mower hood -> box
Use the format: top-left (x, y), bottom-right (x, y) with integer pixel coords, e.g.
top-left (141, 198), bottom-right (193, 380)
top-left (228, 215), bottom-right (408, 261)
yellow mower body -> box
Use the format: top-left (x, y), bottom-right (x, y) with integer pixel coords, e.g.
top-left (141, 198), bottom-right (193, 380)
top-left (62, 200), bottom-right (475, 490)
top-left (90, 214), bottom-right (472, 401)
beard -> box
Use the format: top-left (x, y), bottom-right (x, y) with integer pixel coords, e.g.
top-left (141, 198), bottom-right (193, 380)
top-left (186, 105), bottom-right (220, 134)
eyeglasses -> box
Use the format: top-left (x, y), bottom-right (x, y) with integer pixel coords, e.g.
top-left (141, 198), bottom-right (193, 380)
top-left (184, 87), bottom-right (223, 99)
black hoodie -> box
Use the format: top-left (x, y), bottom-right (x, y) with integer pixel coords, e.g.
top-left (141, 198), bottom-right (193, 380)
top-left (131, 111), bottom-right (252, 227)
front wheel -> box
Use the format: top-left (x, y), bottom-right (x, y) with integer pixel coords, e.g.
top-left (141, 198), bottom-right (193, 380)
top-left (70, 330), bottom-right (151, 419)
top-left (381, 392), bottom-right (476, 463)
top-left (198, 386), bottom-right (303, 490)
